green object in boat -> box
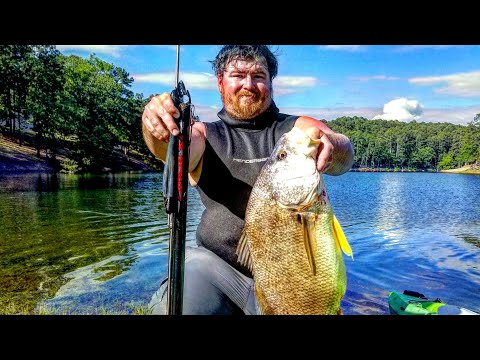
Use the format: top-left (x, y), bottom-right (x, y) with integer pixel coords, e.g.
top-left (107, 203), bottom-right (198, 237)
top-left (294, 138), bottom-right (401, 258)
top-left (388, 290), bottom-right (478, 315)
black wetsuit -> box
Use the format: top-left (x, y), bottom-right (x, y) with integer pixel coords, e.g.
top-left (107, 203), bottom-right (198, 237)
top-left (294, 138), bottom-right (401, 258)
top-left (196, 102), bottom-right (298, 276)
top-left (149, 102), bottom-right (298, 315)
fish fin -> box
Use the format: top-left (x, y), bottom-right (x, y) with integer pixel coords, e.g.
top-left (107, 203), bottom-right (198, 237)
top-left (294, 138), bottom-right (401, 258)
top-left (255, 291), bottom-right (265, 315)
top-left (332, 215), bottom-right (353, 260)
top-left (253, 284), bottom-right (267, 315)
top-left (236, 230), bottom-right (254, 273)
top-left (300, 214), bottom-right (316, 276)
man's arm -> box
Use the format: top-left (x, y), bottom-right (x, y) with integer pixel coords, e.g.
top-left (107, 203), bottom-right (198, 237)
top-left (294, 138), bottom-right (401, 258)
top-left (295, 116), bottom-right (354, 175)
top-left (142, 121), bottom-right (169, 162)
top-left (141, 93), bottom-right (207, 173)
top-left (142, 120), bottom-right (207, 173)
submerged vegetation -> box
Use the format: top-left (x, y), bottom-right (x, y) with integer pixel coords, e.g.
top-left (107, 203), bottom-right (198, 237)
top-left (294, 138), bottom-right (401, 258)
top-left (0, 301), bottom-right (154, 315)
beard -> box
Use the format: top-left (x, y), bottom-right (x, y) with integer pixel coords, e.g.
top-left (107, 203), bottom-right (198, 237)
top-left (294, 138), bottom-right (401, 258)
top-left (220, 88), bottom-right (272, 120)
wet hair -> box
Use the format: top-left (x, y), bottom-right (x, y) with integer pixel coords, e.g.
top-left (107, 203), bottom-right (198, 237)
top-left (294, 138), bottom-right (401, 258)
top-left (210, 45), bottom-right (279, 80)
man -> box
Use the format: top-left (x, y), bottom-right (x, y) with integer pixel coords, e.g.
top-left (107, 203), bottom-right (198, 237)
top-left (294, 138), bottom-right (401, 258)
top-left (142, 45), bottom-right (354, 315)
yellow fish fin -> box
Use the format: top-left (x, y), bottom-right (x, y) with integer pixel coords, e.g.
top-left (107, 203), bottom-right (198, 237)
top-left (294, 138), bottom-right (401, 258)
top-left (300, 214), bottom-right (316, 276)
top-left (332, 214), bottom-right (354, 260)
top-left (236, 230), bottom-right (254, 273)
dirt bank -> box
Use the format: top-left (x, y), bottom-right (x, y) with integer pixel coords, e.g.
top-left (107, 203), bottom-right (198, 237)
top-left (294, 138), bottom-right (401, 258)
top-left (440, 164), bottom-right (480, 175)
top-left (0, 132), bottom-right (156, 173)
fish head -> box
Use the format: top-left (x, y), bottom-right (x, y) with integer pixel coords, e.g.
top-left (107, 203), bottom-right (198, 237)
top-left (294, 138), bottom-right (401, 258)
top-left (263, 126), bottom-right (322, 209)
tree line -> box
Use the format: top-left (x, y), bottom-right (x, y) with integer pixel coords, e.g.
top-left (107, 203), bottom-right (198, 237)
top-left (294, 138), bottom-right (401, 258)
top-left (0, 45), bottom-right (157, 172)
top-left (1, 45), bottom-right (479, 172)
top-left (329, 115), bottom-right (480, 170)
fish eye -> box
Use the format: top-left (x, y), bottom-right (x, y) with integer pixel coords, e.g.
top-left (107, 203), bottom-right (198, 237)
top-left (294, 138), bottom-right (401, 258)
top-left (277, 150), bottom-right (287, 160)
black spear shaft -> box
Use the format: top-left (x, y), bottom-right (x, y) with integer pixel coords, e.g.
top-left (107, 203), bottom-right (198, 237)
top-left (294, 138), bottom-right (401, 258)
top-left (163, 45), bottom-right (193, 315)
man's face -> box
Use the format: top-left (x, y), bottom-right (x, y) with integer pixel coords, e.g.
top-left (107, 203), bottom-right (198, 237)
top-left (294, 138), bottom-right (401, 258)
top-left (218, 59), bottom-right (272, 120)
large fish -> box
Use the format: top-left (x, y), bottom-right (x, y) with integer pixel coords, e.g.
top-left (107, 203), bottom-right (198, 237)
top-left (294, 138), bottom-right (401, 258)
top-left (237, 126), bottom-right (353, 315)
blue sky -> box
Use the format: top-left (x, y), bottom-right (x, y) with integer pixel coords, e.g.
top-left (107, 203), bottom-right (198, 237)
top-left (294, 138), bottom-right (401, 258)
top-left (56, 45), bottom-right (480, 126)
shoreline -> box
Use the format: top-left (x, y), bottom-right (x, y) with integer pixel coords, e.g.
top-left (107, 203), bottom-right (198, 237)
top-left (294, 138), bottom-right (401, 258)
top-left (2, 132), bottom-right (478, 175)
top-left (350, 166), bottom-right (480, 175)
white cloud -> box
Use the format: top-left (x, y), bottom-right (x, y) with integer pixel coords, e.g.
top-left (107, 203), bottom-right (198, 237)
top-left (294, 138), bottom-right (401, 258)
top-left (349, 75), bottom-right (400, 81)
top-left (194, 103), bottom-right (479, 126)
top-left (278, 106), bottom-right (379, 121)
top-left (318, 45), bottom-right (366, 52)
top-left (394, 45), bottom-right (459, 53)
top-left (372, 98), bottom-right (424, 122)
top-left (273, 76), bottom-right (318, 95)
top-left (409, 70), bottom-right (480, 98)
top-left (133, 73), bottom-right (320, 95)
top-left (283, 105), bottom-right (479, 125)
top-left (152, 45), bottom-right (179, 51)
top-left (132, 72), bottom-right (217, 90)
top-left (418, 106), bottom-right (480, 125)
top-left (274, 76), bottom-right (317, 87)
top-left (56, 45), bottom-right (128, 58)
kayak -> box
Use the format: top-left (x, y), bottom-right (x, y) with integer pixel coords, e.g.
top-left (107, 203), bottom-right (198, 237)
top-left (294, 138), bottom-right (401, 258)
top-left (388, 290), bottom-right (479, 315)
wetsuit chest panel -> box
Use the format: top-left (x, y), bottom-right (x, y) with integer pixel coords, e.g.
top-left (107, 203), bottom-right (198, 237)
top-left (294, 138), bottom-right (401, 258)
top-left (195, 108), bottom-right (298, 275)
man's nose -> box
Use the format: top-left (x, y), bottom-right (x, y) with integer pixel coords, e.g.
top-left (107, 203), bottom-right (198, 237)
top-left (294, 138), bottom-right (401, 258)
top-left (243, 76), bottom-right (255, 90)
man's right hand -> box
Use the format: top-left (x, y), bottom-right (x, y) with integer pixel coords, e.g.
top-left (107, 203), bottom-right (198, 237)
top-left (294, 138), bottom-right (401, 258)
top-left (142, 93), bottom-right (182, 142)
top-left (141, 92), bottom-right (207, 173)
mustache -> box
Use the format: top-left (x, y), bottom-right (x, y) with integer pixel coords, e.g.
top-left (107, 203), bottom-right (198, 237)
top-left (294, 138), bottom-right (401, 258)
top-left (237, 90), bottom-right (259, 98)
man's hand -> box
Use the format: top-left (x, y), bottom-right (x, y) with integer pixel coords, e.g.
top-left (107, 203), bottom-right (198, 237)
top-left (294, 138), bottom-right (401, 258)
top-left (296, 116), bottom-right (353, 175)
top-left (142, 92), bottom-right (207, 173)
top-left (142, 93), bottom-right (181, 142)
top-left (316, 136), bottom-right (334, 173)
top-left (304, 126), bottom-right (333, 172)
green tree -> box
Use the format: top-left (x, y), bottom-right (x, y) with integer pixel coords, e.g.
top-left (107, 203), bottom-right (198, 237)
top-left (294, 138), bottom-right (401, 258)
top-left (0, 45), bottom-right (35, 137)
top-left (438, 153), bottom-right (454, 169)
top-left (411, 146), bottom-right (435, 169)
top-left (26, 46), bottom-right (65, 161)
top-left (62, 54), bottom-right (136, 172)
top-left (328, 116), bottom-right (479, 171)
top-left (470, 113), bottom-right (480, 127)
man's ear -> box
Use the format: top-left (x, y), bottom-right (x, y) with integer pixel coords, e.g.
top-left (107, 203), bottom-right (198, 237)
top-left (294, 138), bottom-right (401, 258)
top-left (217, 75), bottom-right (223, 91)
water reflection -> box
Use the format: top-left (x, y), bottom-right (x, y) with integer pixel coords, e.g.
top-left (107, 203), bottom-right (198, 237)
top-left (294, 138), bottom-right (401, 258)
top-left (0, 172), bottom-right (173, 313)
top-left (1, 171), bottom-right (479, 315)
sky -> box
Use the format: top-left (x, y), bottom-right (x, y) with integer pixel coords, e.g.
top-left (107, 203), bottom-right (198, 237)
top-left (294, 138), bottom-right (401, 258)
top-left (55, 45), bottom-right (480, 126)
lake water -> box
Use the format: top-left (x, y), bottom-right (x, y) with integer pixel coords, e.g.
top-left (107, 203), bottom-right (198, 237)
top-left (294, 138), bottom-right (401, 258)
top-left (1, 171), bottom-right (479, 315)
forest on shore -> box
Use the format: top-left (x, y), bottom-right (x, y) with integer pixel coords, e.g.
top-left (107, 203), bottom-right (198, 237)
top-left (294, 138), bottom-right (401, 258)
top-left (1, 45), bottom-right (479, 174)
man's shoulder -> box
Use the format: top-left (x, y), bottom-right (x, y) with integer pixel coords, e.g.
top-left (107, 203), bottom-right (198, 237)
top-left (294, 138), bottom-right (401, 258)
top-left (200, 119), bottom-right (223, 133)
top-left (276, 112), bottom-right (300, 122)
top-left (275, 113), bottom-right (300, 129)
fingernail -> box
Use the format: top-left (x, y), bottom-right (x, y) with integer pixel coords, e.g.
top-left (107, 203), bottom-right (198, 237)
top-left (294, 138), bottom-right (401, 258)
top-left (172, 129), bottom-right (179, 136)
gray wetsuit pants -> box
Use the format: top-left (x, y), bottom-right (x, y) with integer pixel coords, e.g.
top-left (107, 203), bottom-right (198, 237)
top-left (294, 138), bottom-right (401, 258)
top-left (148, 246), bottom-right (256, 315)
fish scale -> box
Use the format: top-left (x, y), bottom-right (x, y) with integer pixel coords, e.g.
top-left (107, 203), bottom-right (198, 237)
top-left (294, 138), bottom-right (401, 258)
top-left (237, 126), bottom-right (352, 315)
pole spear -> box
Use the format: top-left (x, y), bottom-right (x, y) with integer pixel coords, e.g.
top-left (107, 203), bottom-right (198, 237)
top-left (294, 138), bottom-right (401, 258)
top-left (163, 45), bottom-right (194, 315)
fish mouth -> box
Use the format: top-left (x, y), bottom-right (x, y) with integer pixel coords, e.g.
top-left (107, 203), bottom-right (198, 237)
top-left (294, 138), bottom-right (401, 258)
top-left (298, 180), bottom-right (319, 208)
top-left (276, 172), bottom-right (320, 209)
